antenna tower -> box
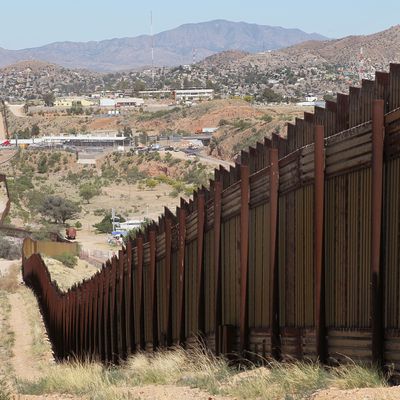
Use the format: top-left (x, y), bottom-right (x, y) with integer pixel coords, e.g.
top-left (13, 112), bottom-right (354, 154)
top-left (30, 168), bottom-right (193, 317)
top-left (151, 11), bottom-right (154, 84)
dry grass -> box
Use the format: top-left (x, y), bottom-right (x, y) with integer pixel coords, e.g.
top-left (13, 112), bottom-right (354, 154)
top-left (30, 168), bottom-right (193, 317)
top-left (0, 291), bottom-right (15, 398)
top-left (0, 264), bottom-right (20, 293)
top-left (43, 256), bottom-right (98, 292)
top-left (331, 361), bottom-right (387, 389)
top-left (16, 345), bottom-right (390, 400)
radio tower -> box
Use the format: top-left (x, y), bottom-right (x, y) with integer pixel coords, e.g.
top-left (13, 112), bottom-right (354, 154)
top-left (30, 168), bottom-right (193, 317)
top-left (150, 11), bottom-right (154, 85)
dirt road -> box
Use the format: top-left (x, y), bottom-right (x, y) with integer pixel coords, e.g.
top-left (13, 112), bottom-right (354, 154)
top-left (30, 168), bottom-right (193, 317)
top-left (0, 108), bottom-right (6, 140)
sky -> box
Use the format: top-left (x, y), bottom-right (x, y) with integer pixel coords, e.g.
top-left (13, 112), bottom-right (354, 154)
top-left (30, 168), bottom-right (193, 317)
top-left (1, 0), bottom-right (399, 49)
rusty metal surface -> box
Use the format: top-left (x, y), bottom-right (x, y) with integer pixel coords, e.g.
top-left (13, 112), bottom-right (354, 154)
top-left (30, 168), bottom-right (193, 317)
top-left (20, 64), bottom-right (400, 372)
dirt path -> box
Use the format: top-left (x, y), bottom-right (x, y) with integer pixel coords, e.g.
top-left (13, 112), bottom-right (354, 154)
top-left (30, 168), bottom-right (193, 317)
top-left (8, 104), bottom-right (26, 118)
top-left (0, 109), bottom-right (6, 140)
top-left (9, 290), bottom-right (42, 381)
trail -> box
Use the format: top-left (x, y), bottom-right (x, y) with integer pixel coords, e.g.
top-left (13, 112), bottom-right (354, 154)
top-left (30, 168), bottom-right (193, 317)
top-left (0, 107), bottom-right (6, 140)
top-left (9, 290), bottom-right (42, 381)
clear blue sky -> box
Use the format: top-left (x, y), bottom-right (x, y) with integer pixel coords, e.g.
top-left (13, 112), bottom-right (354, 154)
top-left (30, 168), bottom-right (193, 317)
top-left (1, 0), bottom-right (399, 49)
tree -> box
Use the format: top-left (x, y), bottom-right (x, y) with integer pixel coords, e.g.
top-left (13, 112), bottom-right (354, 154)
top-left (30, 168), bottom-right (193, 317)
top-left (43, 92), bottom-right (55, 107)
top-left (259, 87), bottom-right (284, 103)
top-left (139, 132), bottom-right (148, 145)
top-left (122, 126), bottom-right (133, 138)
top-left (79, 183), bottom-right (100, 204)
top-left (37, 155), bottom-right (48, 174)
top-left (93, 212), bottom-right (125, 234)
top-left (39, 195), bottom-right (81, 224)
top-left (31, 124), bottom-right (40, 137)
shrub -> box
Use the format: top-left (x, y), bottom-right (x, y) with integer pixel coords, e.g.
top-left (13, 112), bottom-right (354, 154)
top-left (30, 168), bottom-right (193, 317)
top-left (0, 235), bottom-right (21, 260)
top-left (53, 252), bottom-right (77, 269)
top-left (260, 114), bottom-right (273, 122)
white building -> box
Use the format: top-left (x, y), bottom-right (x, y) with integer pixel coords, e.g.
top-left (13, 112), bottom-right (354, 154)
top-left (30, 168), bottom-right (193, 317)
top-left (173, 89), bottom-right (214, 101)
top-left (100, 97), bottom-right (144, 108)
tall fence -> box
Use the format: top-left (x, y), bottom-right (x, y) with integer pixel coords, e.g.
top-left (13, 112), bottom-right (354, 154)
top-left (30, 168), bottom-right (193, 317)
top-left (23, 237), bottom-right (79, 259)
top-left (22, 64), bottom-right (400, 372)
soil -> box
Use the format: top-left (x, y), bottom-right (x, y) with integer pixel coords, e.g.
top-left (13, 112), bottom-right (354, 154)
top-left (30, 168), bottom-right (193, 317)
top-left (0, 109), bottom-right (6, 140)
top-left (9, 290), bottom-right (42, 381)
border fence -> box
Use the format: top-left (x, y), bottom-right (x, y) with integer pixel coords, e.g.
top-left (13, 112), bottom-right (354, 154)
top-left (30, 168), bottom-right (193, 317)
top-left (22, 64), bottom-right (400, 373)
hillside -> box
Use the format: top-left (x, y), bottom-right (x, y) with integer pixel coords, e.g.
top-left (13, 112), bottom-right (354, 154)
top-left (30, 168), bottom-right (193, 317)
top-left (0, 20), bottom-right (326, 71)
top-left (0, 60), bottom-right (103, 100)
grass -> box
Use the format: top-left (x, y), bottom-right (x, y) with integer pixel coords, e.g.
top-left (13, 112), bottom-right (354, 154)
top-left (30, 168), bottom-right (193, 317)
top-left (0, 264), bottom-right (20, 293)
top-left (43, 256), bottom-right (98, 292)
top-left (16, 344), bottom-right (389, 400)
top-left (19, 287), bottom-right (51, 360)
top-left (0, 290), bottom-right (15, 398)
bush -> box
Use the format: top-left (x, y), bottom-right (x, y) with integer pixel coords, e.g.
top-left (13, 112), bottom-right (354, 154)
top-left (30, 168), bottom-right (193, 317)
top-left (93, 212), bottom-right (125, 234)
top-left (0, 235), bottom-right (21, 260)
top-left (53, 252), bottom-right (77, 269)
top-left (259, 114), bottom-right (273, 122)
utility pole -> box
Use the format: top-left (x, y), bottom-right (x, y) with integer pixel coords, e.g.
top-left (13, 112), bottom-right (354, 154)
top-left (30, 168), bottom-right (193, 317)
top-left (151, 11), bottom-right (154, 85)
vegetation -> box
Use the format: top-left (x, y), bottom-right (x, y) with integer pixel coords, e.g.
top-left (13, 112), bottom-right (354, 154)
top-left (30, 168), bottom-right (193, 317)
top-left (257, 87), bottom-right (284, 103)
top-left (137, 107), bottom-right (181, 122)
top-left (0, 264), bottom-right (20, 293)
top-left (38, 195), bottom-right (81, 224)
top-left (16, 346), bottom-right (388, 400)
top-left (79, 183), bottom-right (101, 204)
top-left (93, 212), bottom-right (125, 234)
top-left (0, 235), bottom-right (21, 260)
top-left (52, 252), bottom-right (78, 269)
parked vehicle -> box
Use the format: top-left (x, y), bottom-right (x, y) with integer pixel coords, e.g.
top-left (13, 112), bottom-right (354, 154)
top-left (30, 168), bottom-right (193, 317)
top-left (65, 227), bottom-right (77, 240)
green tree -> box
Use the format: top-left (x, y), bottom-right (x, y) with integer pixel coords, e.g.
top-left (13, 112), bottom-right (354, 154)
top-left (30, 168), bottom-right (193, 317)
top-left (79, 183), bottom-right (100, 204)
top-left (139, 132), bottom-right (148, 145)
top-left (39, 195), bottom-right (81, 224)
top-left (37, 155), bottom-right (48, 174)
top-left (122, 126), bottom-right (133, 138)
top-left (31, 124), bottom-right (40, 137)
top-left (43, 92), bottom-right (55, 107)
top-left (93, 212), bottom-right (125, 234)
top-left (259, 87), bottom-right (284, 103)
top-left (145, 178), bottom-right (158, 190)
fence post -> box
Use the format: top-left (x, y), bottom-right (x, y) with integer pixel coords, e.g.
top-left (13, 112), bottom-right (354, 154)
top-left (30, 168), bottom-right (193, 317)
top-left (135, 235), bottom-right (144, 351)
top-left (196, 191), bottom-right (206, 336)
top-left (110, 257), bottom-right (118, 362)
top-left (214, 177), bottom-right (223, 354)
top-left (240, 163), bottom-right (250, 352)
top-left (125, 240), bottom-right (133, 355)
top-left (269, 148), bottom-right (280, 358)
top-left (314, 125), bottom-right (326, 362)
top-left (371, 99), bottom-right (385, 366)
top-left (164, 209), bottom-right (173, 347)
top-left (149, 227), bottom-right (157, 350)
top-left (177, 203), bottom-right (187, 344)
top-left (117, 250), bottom-right (126, 359)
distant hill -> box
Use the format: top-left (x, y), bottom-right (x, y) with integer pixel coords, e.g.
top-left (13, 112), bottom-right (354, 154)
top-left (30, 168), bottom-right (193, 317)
top-left (0, 20), bottom-right (326, 72)
top-left (236, 25), bottom-right (400, 71)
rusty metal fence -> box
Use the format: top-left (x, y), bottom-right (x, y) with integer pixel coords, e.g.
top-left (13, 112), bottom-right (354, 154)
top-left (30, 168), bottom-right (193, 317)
top-left (21, 64), bottom-right (400, 371)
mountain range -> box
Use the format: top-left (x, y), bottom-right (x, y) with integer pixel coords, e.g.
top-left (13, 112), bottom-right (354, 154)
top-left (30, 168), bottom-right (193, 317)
top-left (0, 20), bottom-right (326, 72)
